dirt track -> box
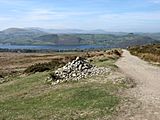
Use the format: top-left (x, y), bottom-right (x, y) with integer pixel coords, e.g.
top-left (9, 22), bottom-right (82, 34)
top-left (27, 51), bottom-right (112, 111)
top-left (116, 50), bottom-right (160, 120)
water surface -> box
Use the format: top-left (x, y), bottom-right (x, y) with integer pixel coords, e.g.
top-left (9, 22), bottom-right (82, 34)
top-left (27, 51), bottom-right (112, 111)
top-left (0, 44), bottom-right (108, 51)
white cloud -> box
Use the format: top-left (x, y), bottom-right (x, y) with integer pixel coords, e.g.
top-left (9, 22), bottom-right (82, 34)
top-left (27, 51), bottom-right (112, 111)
top-left (148, 0), bottom-right (160, 3)
top-left (99, 11), bottom-right (160, 21)
top-left (0, 0), bottom-right (31, 5)
top-left (0, 1), bottom-right (160, 32)
top-left (62, 11), bottom-right (160, 32)
top-left (25, 9), bottom-right (65, 21)
top-left (0, 16), bottom-right (10, 21)
top-left (23, 8), bottom-right (100, 21)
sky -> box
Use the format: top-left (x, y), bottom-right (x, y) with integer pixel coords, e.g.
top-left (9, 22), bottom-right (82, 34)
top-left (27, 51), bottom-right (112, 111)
top-left (0, 0), bottom-right (160, 32)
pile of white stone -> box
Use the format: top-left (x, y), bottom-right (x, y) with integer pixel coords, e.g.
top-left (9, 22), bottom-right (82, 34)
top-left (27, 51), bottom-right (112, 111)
top-left (46, 57), bottom-right (111, 85)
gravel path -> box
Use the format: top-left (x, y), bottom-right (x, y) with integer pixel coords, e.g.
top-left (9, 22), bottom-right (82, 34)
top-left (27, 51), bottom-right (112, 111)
top-left (116, 50), bottom-right (160, 120)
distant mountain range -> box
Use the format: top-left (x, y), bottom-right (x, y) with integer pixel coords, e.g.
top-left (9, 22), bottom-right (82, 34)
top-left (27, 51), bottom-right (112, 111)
top-left (26, 27), bottom-right (128, 35)
top-left (0, 28), bottom-right (159, 48)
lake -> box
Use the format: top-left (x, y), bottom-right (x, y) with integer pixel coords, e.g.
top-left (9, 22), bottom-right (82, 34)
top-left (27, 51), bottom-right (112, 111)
top-left (0, 44), bottom-right (109, 51)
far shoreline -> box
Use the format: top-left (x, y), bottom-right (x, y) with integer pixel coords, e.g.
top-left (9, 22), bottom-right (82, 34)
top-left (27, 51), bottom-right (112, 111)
top-left (0, 44), bottom-right (112, 53)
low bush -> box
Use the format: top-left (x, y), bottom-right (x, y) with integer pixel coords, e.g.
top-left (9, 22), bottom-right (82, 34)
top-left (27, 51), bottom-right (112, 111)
top-left (113, 49), bottom-right (122, 56)
top-left (0, 74), bottom-right (3, 78)
top-left (98, 58), bottom-right (109, 62)
top-left (106, 49), bottom-right (122, 57)
top-left (49, 72), bottom-right (61, 81)
top-left (24, 60), bottom-right (66, 74)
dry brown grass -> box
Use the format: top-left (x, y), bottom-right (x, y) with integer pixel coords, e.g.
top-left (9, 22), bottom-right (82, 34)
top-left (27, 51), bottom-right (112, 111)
top-left (0, 49), bottom-right (122, 76)
top-left (0, 52), bottom-right (79, 75)
top-left (138, 53), bottom-right (160, 63)
top-left (128, 44), bottom-right (160, 63)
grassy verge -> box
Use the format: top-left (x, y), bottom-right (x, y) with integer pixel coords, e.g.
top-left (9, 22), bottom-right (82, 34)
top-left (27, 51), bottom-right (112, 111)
top-left (91, 56), bottom-right (119, 69)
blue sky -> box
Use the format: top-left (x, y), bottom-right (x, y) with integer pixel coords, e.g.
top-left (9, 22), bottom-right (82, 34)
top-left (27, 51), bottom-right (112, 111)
top-left (0, 0), bottom-right (160, 32)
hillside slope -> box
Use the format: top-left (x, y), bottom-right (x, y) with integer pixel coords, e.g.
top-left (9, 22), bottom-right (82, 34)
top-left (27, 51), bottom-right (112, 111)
top-left (0, 28), bottom-right (47, 45)
top-left (0, 28), bottom-right (159, 47)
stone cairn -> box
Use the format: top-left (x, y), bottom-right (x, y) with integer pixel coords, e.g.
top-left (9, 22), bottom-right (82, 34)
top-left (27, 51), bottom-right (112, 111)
top-left (46, 57), bottom-right (110, 85)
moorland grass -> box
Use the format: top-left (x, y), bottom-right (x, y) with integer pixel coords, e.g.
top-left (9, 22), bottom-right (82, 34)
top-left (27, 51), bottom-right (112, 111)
top-left (0, 52), bottom-right (124, 120)
top-left (128, 44), bottom-right (160, 63)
